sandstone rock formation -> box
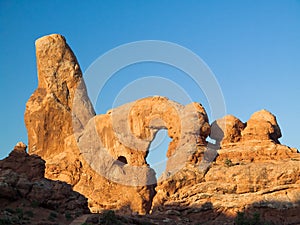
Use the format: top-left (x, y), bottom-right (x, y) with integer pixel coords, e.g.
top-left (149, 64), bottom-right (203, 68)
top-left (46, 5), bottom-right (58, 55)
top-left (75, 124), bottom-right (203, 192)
top-left (24, 34), bottom-right (300, 224)
top-left (210, 114), bottom-right (245, 147)
top-left (79, 97), bottom-right (210, 187)
top-left (25, 34), bottom-right (95, 159)
top-left (211, 109), bottom-right (282, 148)
top-left (152, 111), bottom-right (300, 224)
top-left (211, 110), bottom-right (296, 163)
top-left (25, 34), bottom-right (211, 214)
top-left (24, 34), bottom-right (151, 214)
top-left (0, 143), bottom-right (89, 224)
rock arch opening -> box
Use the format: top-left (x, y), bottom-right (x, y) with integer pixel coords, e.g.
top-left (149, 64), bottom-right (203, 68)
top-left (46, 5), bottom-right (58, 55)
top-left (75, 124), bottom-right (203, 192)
top-left (117, 156), bottom-right (128, 165)
top-left (146, 129), bottom-right (172, 179)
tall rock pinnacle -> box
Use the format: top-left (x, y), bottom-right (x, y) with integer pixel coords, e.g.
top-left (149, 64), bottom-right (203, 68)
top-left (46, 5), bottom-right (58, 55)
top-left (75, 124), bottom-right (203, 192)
top-left (25, 34), bottom-right (95, 158)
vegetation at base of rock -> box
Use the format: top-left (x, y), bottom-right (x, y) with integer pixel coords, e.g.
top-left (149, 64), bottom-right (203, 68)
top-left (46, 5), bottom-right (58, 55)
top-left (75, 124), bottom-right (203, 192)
top-left (234, 211), bottom-right (273, 225)
top-left (4, 208), bottom-right (14, 214)
top-left (16, 208), bottom-right (23, 219)
top-left (224, 158), bottom-right (234, 167)
top-left (65, 212), bottom-right (72, 220)
top-left (48, 211), bottom-right (57, 221)
top-left (82, 211), bottom-right (156, 225)
top-left (100, 210), bottom-right (122, 225)
top-left (30, 200), bottom-right (40, 208)
top-left (24, 210), bottom-right (34, 218)
top-left (0, 218), bottom-right (12, 225)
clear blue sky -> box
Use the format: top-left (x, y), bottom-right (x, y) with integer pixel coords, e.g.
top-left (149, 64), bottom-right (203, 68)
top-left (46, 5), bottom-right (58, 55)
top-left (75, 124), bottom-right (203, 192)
top-left (1, 1), bottom-right (299, 176)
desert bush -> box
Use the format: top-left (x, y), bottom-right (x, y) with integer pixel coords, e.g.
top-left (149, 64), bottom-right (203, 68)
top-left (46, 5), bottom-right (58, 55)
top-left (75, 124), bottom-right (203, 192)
top-left (48, 212), bottom-right (57, 221)
top-left (24, 210), bottom-right (34, 218)
top-left (224, 158), bottom-right (234, 167)
top-left (234, 211), bottom-right (272, 225)
top-left (100, 210), bottom-right (122, 225)
top-left (65, 212), bottom-right (73, 220)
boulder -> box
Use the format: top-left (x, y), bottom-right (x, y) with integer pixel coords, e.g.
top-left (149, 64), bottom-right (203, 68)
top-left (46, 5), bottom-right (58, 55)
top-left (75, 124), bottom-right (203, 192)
top-left (210, 115), bottom-right (245, 147)
top-left (242, 109), bottom-right (282, 143)
top-left (0, 143), bottom-right (89, 215)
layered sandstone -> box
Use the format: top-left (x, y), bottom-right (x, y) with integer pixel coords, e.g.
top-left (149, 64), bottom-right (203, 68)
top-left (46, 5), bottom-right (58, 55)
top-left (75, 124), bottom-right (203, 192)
top-left (24, 34), bottom-right (210, 214)
top-left (152, 111), bottom-right (300, 224)
top-left (23, 34), bottom-right (300, 224)
top-left (25, 34), bottom-right (95, 158)
top-left (24, 34), bottom-right (150, 214)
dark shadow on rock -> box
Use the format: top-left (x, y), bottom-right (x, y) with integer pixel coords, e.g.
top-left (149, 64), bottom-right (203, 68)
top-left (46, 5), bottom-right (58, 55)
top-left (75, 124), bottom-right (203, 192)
top-left (76, 199), bottom-right (300, 225)
top-left (0, 148), bottom-right (90, 216)
top-left (1, 148), bottom-right (299, 225)
top-left (148, 200), bottom-right (300, 225)
top-left (209, 120), bottom-right (224, 150)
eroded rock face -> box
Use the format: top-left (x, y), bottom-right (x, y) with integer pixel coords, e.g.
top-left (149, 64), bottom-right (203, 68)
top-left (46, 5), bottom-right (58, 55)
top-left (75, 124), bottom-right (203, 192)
top-left (152, 111), bottom-right (300, 225)
top-left (24, 34), bottom-right (153, 214)
top-left (209, 110), bottom-right (295, 163)
top-left (24, 34), bottom-right (300, 223)
top-left (0, 142), bottom-right (45, 181)
top-left (80, 97), bottom-right (210, 186)
top-left (24, 34), bottom-right (210, 214)
top-left (0, 143), bottom-right (89, 216)
top-left (25, 34), bottom-right (95, 159)
top-left (210, 110), bottom-right (281, 148)
top-left (242, 109), bottom-right (282, 143)
top-left (210, 115), bottom-right (245, 147)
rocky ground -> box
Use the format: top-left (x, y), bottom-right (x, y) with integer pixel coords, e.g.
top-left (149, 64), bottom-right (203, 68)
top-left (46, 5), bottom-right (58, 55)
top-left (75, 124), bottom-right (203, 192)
top-left (0, 143), bottom-right (89, 225)
top-left (1, 141), bottom-right (299, 225)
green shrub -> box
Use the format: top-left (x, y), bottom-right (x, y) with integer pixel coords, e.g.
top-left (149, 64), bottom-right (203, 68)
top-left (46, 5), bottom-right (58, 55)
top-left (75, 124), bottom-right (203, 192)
top-left (235, 211), bottom-right (264, 225)
top-left (25, 210), bottom-right (34, 218)
top-left (100, 210), bottom-right (121, 225)
top-left (48, 212), bottom-right (57, 221)
top-left (65, 212), bottom-right (72, 221)
top-left (49, 212), bottom-right (57, 218)
top-left (224, 158), bottom-right (234, 167)
top-left (30, 200), bottom-right (40, 208)
top-left (0, 218), bottom-right (12, 225)
top-left (4, 208), bottom-right (15, 214)
top-left (16, 208), bottom-right (23, 219)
